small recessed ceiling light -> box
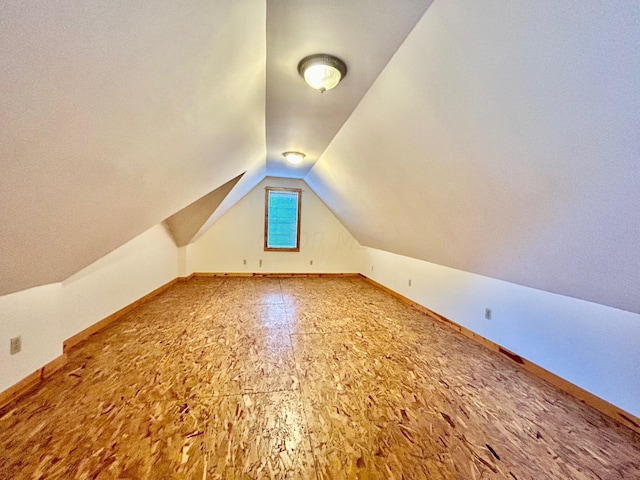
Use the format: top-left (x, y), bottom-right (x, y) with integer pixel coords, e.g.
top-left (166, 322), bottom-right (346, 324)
top-left (283, 151), bottom-right (306, 165)
top-left (298, 54), bottom-right (347, 93)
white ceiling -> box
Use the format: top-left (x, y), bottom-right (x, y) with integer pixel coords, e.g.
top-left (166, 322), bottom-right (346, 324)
top-left (264, 0), bottom-right (433, 177)
top-left (0, 1), bottom-right (265, 295)
top-left (1, 1), bottom-right (639, 314)
top-left (306, 1), bottom-right (640, 313)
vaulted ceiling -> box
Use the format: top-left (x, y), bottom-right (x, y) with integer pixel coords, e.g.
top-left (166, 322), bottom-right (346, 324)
top-left (1, 1), bottom-right (639, 313)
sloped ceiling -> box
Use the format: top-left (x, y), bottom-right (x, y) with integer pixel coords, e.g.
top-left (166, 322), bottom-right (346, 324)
top-left (306, 1), bottom-right (640, 313)
top-left (2, 1), bottom-right (639, 316)
top-left (164, 173), bottom-right (244, 247)
top-left (0, 1), bottom-right (266, 295)
top-left (264, 0), bottom-right (433, 178)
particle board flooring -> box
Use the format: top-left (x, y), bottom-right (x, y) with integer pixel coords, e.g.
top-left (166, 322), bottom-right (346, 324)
top-left (1, 277), bottom-right (639, 479)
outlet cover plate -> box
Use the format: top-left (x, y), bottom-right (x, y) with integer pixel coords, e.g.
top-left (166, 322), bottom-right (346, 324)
top-left (10, 336), bottom-right (22, 355)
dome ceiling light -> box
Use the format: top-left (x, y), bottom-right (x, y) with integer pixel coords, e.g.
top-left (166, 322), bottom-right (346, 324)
top-left (283, 151), bottom-right (306, 165)
top-left (298, 54), bottom-right (347, 93)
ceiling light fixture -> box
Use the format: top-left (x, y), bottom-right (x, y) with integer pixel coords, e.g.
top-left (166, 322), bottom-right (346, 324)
top-left (283, 151), bottom-right (306, 165)
top-left (298, 54), bottom-right (347, 93)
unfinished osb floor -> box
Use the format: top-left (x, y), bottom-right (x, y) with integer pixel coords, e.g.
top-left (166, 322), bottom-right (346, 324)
top-left (1, 278), bottom-right (639, 479)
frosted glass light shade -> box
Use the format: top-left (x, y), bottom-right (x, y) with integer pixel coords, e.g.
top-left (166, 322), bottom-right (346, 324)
top-left (298, 54), bottom-right (347, 93)
top-left (303, 64), bottom-right (342, 92)
top-left (283, 151), bottom-right (305, 165)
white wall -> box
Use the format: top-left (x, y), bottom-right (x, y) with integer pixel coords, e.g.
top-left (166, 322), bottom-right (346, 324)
top-left (187, 177), bottom-right (363, 274)
top-left (0, 224), bottom-right (178, 392)
top-left (0, 283), bottom-right (62, 392)
top-left (60, 224), bottom-right (178, 340)
top-left (363, 247), bottom-right (640, 417)
top-left (177, 246), bottom-right (188, 278)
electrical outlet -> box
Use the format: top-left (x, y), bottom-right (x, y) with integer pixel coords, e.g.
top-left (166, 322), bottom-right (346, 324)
top-left (408, 279), bottom-right (412, 287)
top-left (371, 265), bottom-right (374, 272)
top-left (485, 308), bottom-right (492, 320)
top-left (243, 259), bottom-right (247, 265)
top-left (10, 336), bottom-right (21, 355)
top-left (309, 260), bottom-right (313, 265)
top-left (259, 259), bottom-right (263, 267)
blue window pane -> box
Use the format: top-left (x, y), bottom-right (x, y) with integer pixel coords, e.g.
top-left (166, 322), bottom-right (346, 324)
top-left (267, 191), bottom-right (299, 249)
